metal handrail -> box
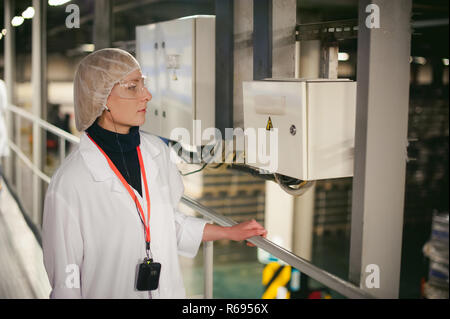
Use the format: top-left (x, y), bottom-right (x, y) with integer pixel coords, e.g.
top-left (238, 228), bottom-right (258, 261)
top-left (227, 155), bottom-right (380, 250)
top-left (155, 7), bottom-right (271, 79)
top-left (5, 104), bottom-right (374, 299)
top-left (7, 104), bottom-right (80, 144)
top-left (6, 104), bottom-right (80, 185)
top-left (180, 196), bottom-right (375, 299)
top-left (8, 141), bottom-right (51, 184)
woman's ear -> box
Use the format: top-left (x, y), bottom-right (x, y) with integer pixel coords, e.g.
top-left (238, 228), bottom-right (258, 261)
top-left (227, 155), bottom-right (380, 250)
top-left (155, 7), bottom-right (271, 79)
top-left (105, 92), bottom-right (115, 111)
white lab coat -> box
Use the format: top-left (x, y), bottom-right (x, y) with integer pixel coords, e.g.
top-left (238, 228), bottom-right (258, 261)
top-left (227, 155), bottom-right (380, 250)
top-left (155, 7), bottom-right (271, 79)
top-left (42, 130), bottom-right (208, 299)
top-left (0, 79), bottom-right (11, 157)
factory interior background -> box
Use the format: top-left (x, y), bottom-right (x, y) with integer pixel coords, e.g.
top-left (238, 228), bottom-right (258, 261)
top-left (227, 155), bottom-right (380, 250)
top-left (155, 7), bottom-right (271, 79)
top-left (0, 0), bottom-right (448, 299)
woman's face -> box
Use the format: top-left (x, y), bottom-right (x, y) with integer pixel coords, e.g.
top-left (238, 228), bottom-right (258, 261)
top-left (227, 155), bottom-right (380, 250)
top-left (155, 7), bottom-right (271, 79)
top-left (102, 69), bottom-right (152, 133)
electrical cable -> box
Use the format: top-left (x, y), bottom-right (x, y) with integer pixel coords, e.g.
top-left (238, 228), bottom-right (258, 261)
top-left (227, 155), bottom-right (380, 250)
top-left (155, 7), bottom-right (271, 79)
top-left (274, 173), bottom-right (315, 196)
top-left (169, 139), bottom-right (222, 176)
top-left (180, 163), bottom-right (208, 176)
top-left (168, 138), bottom-right (314, 196)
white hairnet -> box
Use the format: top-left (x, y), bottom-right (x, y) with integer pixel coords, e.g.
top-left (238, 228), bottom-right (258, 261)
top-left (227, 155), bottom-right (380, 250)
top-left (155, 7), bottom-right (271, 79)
top-left (73, 48), bottom-right (141, 131)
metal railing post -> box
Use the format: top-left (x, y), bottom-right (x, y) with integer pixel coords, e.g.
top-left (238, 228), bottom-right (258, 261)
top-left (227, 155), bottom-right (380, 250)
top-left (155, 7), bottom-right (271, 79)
top-left (31, 0), bottom-right (47, 227)
top-left (4, 0), bottom-right (16, 183)
top-left (14, 115), bottom-right (22, 199)
top-left (203, 221), bottom-right (214, 299)
top-left (59, 136), bottom-right (66, 165)
top-left (32, 125), bottom-right (42, 226)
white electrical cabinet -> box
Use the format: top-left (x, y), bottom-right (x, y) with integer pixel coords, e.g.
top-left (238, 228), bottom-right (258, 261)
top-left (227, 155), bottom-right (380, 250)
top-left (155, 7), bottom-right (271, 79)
top-left (243, 79), bottom-right (357, 181)
top-left (136, 16), bottom-right (215, 146)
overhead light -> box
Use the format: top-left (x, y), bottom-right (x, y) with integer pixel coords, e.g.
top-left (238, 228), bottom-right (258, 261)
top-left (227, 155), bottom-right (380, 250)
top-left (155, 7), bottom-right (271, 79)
top-left (22, 7), bottom-right (35, 19)
top-left (179, 15), bottom-right (216, 20)
top-left (81, 44), bottom-right (95, 52)
top-left (1, 29), bottom-right (6, 36)
top-left (412, 56), bottom-right (427, 65)
top-left (0, 34), bottom-right (3, 40)
top-left (443, 58), bottom-right (449, 66)
top-left (48, 0), bottom-right (72, 6)
top-left (338, 52), bottom-right (350, 61)
top-left (11, 16), bottom-right (25, 27)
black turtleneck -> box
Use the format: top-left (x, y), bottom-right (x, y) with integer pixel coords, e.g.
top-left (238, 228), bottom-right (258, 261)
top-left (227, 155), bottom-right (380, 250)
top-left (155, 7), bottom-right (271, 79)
top-left (86, 119), bottom-right (142, 197)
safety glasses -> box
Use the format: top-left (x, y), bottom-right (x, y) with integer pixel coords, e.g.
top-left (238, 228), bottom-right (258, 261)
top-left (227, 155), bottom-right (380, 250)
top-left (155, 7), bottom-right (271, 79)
top-left (113, 76), bottom-right (149, 100)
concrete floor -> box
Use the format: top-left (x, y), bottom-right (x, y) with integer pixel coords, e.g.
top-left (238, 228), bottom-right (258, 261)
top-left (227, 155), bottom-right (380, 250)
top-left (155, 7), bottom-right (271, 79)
top-left (0, 174), bottom-right (51, 299)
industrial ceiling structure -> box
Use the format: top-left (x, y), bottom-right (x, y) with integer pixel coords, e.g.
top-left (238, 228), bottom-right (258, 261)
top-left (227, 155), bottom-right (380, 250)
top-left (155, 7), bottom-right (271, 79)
top-left (0, 0), bottom-right (447, 58)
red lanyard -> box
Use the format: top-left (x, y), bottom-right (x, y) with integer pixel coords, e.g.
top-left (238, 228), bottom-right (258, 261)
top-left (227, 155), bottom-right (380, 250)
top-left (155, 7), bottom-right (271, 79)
top-left (86, 134), bottom-right (151, 245)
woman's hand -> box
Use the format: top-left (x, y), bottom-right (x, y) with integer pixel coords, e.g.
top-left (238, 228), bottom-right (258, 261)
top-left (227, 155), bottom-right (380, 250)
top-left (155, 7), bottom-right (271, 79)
top-left (202, 219), bottom-right (267, 247)
top-left (226, 219), bottom-right (267, 247)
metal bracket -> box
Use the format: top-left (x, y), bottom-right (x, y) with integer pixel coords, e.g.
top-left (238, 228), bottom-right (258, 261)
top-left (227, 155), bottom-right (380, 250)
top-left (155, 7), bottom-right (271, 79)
top-left (296, 19), bottom-right (359, 42)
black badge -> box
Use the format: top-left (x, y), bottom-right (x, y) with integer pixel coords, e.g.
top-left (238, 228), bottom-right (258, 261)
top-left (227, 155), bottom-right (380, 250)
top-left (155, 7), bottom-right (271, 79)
top-left (136, 258), bottom-right (161, 291)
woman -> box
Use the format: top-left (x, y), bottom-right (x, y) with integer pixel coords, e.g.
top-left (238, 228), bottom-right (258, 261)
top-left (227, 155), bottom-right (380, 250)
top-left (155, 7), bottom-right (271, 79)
top-left (42, 48), bottom-right (267, 299)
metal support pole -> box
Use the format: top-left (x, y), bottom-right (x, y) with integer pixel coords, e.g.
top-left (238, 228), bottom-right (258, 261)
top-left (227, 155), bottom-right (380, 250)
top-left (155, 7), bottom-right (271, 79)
top-left (59, 136), bottom-right (66, 165)
top-left (15, 116), bottom-right (21, 199)
top-left (273, 0), bottom-right (296, 78)
top-left (94, 0), bottom-right (113, 50)
top-left (293, 5), bottom-right (318, 267)
top-left (349, 0), bottom-right (412, 298)
top-left (32, 0), bottom-right (47, 227)
top-left (253, 0), bottom-right (272, 80)
top-left (320, 41), bottom-right (339, 79)
top-left (265, 0), bottom-right (297, 259)
top-left (4, 0), bottom-right (15, 183)
top-left (299, 40), bottom-right (321, 78)
top-left (203, 238), bottom-right (214, 299)
top-left (215, 0), bottom-right (234, 136)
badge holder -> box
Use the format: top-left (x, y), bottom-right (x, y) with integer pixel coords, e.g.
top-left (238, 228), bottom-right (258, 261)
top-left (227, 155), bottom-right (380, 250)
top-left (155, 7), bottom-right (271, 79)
top-left (136, 243), bottom-right (161, 291)
top-left (136, 257), bottom-right (161, 291)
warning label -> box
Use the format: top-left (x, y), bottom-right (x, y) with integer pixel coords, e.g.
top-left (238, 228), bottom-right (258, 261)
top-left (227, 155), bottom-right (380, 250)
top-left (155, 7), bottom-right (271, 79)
top-left (266, 117), bottom-right (273, 131)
